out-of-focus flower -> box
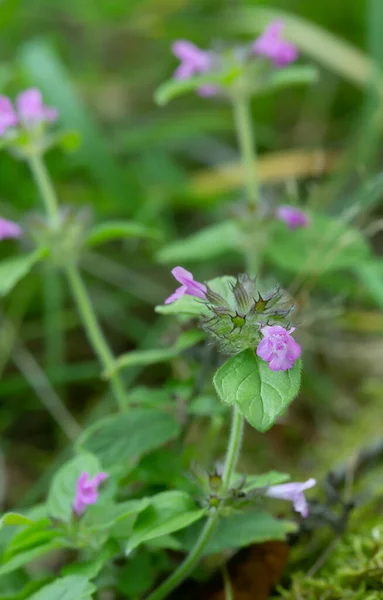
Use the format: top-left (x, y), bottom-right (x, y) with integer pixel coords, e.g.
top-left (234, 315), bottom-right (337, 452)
top-left (266, 478), bottom-right (316, 517)
top-left (252, 20), bottom-right (298, 67)
top-left (73, 471), bottom-right (108, 516)
top-left (0, 97), bottom-right (18, 136)
top-left (16, 89), bottom-right (58, 127)
top-left (276, 205), bottom-right (310, 230)
top-left (256, 324), bottom-right (301, 371)
top-left (172, 40), bottom-right (217, 97)
top-left (165, 266), bottom-right (207, 304)
top-left (0, 88), bottom-right (58, 137)
top-left (0, 217), bottom-right (22, 241)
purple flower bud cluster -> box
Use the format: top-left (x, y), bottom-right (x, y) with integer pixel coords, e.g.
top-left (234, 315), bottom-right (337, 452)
top-left (0, 88), bottom-right (58, 137)
top-left (164, 268), bottom-right (302, 371)
top-left (171, 20), bottom-right (298, 96)
top-left (0, 217), bottom-right (22, 241)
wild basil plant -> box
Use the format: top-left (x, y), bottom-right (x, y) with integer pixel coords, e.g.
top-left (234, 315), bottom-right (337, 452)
top-left (0, 19), bottom-right (373, 600)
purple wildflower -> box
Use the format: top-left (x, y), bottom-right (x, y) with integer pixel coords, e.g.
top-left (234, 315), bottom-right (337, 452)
top-left (0, 88), bottom-right (58, 137)
top-left (172, 40), bottom-right (217, 97)
top-left (256, 325), bottom-right (301, 371)
top-left (266, 478), bottom-right (316, 517)
top-left (0, 97), bottom-right (18, 136)
top-left (253, 20), bottom-right (298, 67)
top-left (16, 88), bottom-right (58, 127)
top-left (0, 217), bottom-right (22, 241)
top-left (276, 205), bottom-right (310, 230)
top-left (165, 266), bottom-right (207, 304)
top-left (73, 471), bottom-right (108, 516)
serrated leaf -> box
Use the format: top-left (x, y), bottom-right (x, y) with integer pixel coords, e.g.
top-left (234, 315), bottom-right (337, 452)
top-left (104, 330), bottom-right (204, 376)
top-left (156, 220), bottom-right (241, 264)
top-left (178, 510), bottom-right (295, 555)
top-left (85, 221), bottom-right (160, 247)
top-left (28, 576), bottom-right (95, 600)
top-left (0, 249), bottom-right (45, 296)
top-left (266, 213), bottom-right (370, 274)
top-left (0, 513), bottom-right (34, 528)
top-left (213, 349), bottom-right (301, 432)
top-left (47, 453), bottom-right (102, 523)
top-left (76, 410), bottom-right (181, 469)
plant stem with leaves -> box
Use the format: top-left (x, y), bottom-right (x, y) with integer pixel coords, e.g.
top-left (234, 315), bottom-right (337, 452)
top-left (146, 407), bottom-right (244, 600)
top-left (27, 152), bottom-right (128, 412)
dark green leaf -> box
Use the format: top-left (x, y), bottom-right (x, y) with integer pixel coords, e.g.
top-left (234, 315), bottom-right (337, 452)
top-left (76, 410), bottom-right (181, 469)
top-left (85, 221), bottom-right (160, 247)
top-left (213, 349), bottom-right (301, 432)
top-left (0, 249), bottom-right (45, 296)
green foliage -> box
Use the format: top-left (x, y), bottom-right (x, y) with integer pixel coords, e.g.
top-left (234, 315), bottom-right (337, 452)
top-left (85, 220), bottom-right (161, 247)
top-left (0, 514), bottom-right (34, 529)
top-left (214, 350), bottom-right (301, 431)
top-left (76, 410), bottom-right (181, 469)
top-left (179, 510), bottom-right (295, 555)
top-left (28, 576), bottom-right (95, 600)
top-left (0, 249), bottom-right (45, 296)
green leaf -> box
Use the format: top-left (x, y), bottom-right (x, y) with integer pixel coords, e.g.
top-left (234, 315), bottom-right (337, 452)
top-left (84, 498), bottom-right (150, 532)
top-left (357, 261), bottom-right (383, 309)
top-left (47, 453), bottom-right (103, 523)
top-left (126, 491), bottom-right (206, 553)
top-left (155, 67), bottom-right (241, 106)
top-left (76, 410), bottom-right (181, 469)
top-left (0, 249), bottom-right (44, 296)
top-left (104, 330), bottom-right (204, 376)
top-left (0, 541), bottom-right (64, 577)
top-left (3, 519), bottom-right (58, 561)
top-left (118, 549), bottom-right (157, 597)
top-left (232, 471), bottom-right (290, 493)
top-left (213, 349), bottom-right (301, 432)
top-left (262, 65), bottom-right (319, 92)
top-left (0, 513), bottom-right (34, 528)
top-left (61, 542), bottom-right (116, 579)
top-left (156, 221), bottom-right (241, 264)
top-left (179, 510), bottom-right (295, 555)
top-left (85, 221), bottom-right (160, 247)
top-left (266, 213), bottom-right (370, 274)
top-left (28, 576), bottom-right (95, 600)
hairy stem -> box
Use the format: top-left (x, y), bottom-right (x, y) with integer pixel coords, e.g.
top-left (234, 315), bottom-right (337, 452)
top-left (27, 153), bottom-right (127, 411)
top-left (145, 407), bottom-right (244, 600)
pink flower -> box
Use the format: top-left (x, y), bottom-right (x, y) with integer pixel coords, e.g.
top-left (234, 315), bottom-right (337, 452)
top-left (0, 88), bottom-right (58, 137)
top-left (276, 205), bottom-right (310, 230)
top-left (73, 471), bottom-right (108, 516)
top-left (165, 266), bottom-right (207, 304)
top-left (0, 217), bottom-right (22, 241)
top-left (0, 97), bottom-right (18, 136)
top-left (16, 88), bottom-right (58, 126)
top-left (252, 20), bottom-right (298, 68)
top-left (172, 40), bottom-right (217, 97)
top-left (266, 478), bottom-right (316, 517)
top-left (256, 325), bottom-right (301, 371)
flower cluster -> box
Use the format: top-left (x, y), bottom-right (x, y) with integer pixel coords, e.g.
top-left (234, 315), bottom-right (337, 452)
top-left (165, 268), bottom-right (301, 371)
top-left (276, 205), bottom-right (309, 230)
top-left (0, 88), bottom-right (58, 137)
top-left (73, 471), bottom-right (108, 516)
top-left (171, 20), bottom-right (298, 97)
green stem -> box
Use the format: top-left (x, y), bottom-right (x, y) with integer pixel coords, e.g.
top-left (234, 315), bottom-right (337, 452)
top-left (27, 152), bottom-right (127, 412)
top-left (28, 151), bottom-right (60, 226)
top-left (222, 563), bottom-right (234, 600)
top-left (64, 263), bottom-right (127, 411)
top-left (146, 408), bottom-right (244, 600)
top-left (232, 95), bottom-right (259, 207)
